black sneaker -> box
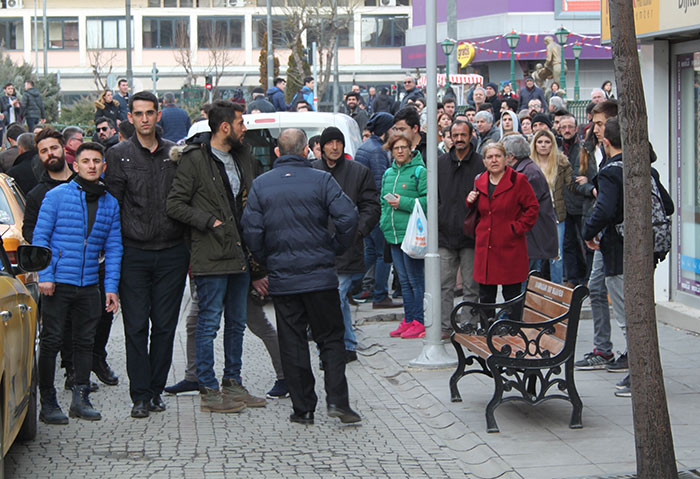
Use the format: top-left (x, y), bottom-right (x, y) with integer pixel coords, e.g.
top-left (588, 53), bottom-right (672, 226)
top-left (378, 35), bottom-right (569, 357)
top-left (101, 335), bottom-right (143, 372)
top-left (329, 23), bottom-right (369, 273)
top-left (352, 290), bottom-right (371, 303)
top-left (607, 353), bottom-right (628, 373)
top-left (266, 379), bottom-right (290, 399)
top-left (164, 379), bottom-right (199, 395)
top-left (574, 350), bottom-right (614, 370)
top-left (616, 374), bottom-right (630, 390)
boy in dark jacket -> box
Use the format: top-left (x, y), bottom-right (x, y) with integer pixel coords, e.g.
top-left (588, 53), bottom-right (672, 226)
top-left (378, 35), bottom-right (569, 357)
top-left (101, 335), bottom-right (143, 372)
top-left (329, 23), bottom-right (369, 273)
top-left (22, 80), bottom-right (45, 132)
top-left (34, 142), bottom-right (122, 424)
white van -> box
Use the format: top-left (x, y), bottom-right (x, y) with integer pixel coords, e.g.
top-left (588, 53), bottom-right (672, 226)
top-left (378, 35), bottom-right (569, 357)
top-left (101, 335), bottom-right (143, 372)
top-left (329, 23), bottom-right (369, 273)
top-left (243, 112), bottom-right (363, 171)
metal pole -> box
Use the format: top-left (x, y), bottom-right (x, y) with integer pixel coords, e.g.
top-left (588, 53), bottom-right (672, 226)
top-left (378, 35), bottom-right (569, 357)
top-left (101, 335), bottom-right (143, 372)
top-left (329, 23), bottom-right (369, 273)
top-left (559, 43), bottom-right (566, 93)
top-left (312, 41), bottom-right (318, 111)
top-left (510, 47), bottom-right (516, 89)
top-left (33, 0), bottom-right (38, 77)
top-left (266, 0), bottom-right (273, 90)
top-left (42, 0), bottom-right (47, 76)
top-left (574, 56), bottom-right (580, 101)
top-left (125, 0), bottom-right (133, 91)
top-left (447, 0), bottom-right (457, 76)
top-left (152, 62), bottom-right (157, 95)
top-left (445, 52), bottom-right (450, 91)
top-left (333, 34), bottom-right (339, 113)
top-left (409, 0), bottom-right (455, 369)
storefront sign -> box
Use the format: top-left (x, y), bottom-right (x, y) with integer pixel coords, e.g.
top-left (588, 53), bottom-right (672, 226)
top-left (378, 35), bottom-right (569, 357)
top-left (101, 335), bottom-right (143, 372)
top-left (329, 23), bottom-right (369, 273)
top-left (601, 0), bottom-right (699, 42)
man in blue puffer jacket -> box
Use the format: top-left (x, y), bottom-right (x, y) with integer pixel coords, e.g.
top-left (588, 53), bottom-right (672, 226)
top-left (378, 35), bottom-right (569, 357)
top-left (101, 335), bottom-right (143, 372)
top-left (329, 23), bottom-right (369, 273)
top-left (242, 128), bottom-right (360, 425)
top-left (33, 141), bottom-right (123, 425)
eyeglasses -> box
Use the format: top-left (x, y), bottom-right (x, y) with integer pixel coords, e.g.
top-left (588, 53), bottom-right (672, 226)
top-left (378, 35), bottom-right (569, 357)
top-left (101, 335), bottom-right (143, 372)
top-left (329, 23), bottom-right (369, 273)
top-left (403, 80), bottom-right (413, 84)
top-left (97, 127), bottom-right (109, 132)
top-left (392, 145), bottom-right (410, 152)
top-left (132, 110), bottom-right (157, 118)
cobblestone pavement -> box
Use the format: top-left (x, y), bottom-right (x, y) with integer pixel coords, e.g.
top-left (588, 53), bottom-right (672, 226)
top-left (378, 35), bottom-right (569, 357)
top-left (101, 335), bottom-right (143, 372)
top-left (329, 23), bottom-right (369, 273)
top-left (5, 292), bottom-right (518, 479)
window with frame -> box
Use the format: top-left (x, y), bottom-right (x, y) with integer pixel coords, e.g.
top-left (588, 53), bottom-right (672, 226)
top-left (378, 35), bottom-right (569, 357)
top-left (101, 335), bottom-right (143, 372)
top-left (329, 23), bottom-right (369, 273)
top-left (87, 18), bottom-right (133, 49)
top-left (252, 16), bottom-right (293, 48)
top-left (198, 17), bottom-right (243, 49)
top-left (31, 18), bottom-right (79, 50)
top-left (363, 0), bottom-right (410, 5)
top-left (143, 17), bottom-right (189, 49)
top-left (307, 16), bottom-right (352, 48)
top-left (0, 18), bottom-right (23, 51)
top-left (148, 0), bottom-right (197, 6)
top-left (361, 15), bottom-right (407, 48)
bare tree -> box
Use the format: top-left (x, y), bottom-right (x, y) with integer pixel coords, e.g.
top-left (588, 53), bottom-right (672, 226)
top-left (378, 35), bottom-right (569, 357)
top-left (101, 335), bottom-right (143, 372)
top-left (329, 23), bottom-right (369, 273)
top-left (201, 27), bottom-right (234, 97)
top-left (607, 1), bottom-right (678, 477)
top-left (87, 50), bottom-right (118, 93)
top-left (174, 43), bottom-right (197, 87)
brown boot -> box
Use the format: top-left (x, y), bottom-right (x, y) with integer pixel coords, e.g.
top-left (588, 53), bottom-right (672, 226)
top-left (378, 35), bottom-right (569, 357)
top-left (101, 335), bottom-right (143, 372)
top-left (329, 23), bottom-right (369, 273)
top-left (221, 378), bottom-right (267, 408)
top-left (200, 387), bottom-right (246, 413)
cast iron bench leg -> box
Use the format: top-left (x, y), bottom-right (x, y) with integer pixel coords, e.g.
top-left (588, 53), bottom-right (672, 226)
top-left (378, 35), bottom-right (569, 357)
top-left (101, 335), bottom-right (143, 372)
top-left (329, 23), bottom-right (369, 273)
top-left (565, 360), bottom-right (583, 429)
top-left (485, 361), bottom-right (503, 433)
top-left (449, 335), bottom-right (466, 402)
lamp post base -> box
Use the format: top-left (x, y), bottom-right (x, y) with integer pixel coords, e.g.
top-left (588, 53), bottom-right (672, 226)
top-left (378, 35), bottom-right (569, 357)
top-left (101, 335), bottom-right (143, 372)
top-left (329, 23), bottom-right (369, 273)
top-left (408, 343), bottom-right (457, 369)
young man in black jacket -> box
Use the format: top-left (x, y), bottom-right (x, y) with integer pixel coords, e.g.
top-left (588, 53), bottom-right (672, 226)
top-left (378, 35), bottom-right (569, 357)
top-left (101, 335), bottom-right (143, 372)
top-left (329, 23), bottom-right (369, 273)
top-left (105, 91), bottom-right (189, 419)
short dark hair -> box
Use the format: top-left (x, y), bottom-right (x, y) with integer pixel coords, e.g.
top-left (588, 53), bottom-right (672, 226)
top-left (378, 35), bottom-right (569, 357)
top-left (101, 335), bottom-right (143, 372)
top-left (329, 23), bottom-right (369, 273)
top-left (17, 133), bottom-right (35, 152)
top-left (25, 79), bottom-right (35, 87)
top-left (393, 107), bottom-right (420, 130)
top-left (6, 123), bottom-right (25, 141)
top-left (34, 128), bottom-right (64, 147)
top-left (295, 100), bottom-right (310, 110)
top-left (345, 92), bottom-right (361, 101)
top-left (503, 97), bottom-right (518, 111)
top-left (450, 119), bottom-right (473, 137)
top-left (274, 77), bottom-right (285, 86)
top-left (200, 103), bottom-right (212, 115)
top-left (76, 141), bottom-right (105, 160)
top-left (443, 97), bottom-right (455, 106)
top-left (464, 105), bottom-right (476, 113)
top-left (117, 78), bottom-right (128, 86)
top-left (553, 109), bottom-right (570, 119)
top-left (308, 135), bottom-right (321, 149)
top-left (128, 90), bottom-right (159, 112)
top-left (603, 117), bottom-right (621, 149)
top-left (478, 103), bottom-right (493, 113)
top-left (559, 113), bottom-right (577, 125)
top-left (95, 117), bottom-right (115, 130)
top-left (3, 82), bottom-right (13, 89)
top-left (119, 120), bottom-right (135, 139)
top-left (62, 126), bottom-right (83, 143)
top-left (163, 92), bottom-right (176, 105)
top-left (585, 101), bottom-right (596, 116)
top-left (592, 99), bottom-right (618, 119)
top-left (303, 76), bottom-right (314, 85)
top-left (208, 100), bottom-right (244, 134)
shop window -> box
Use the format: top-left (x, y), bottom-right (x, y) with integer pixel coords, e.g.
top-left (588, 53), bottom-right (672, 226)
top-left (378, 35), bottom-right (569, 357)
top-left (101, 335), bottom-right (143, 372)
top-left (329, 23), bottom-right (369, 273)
top-left (307, 17), bottom-right (352, 48)
top-left (361, 15), bottom-right (407, 48)
top-left (198, 17), bottom-right (243, 49)
top-left (32, 18), bottom-right (79, 50)
top-left (252, 16), bottom-right (293, 48)
top-left (87, 18), bottom-right (132, 49)
top-left (0, 18), bottom-right (23, 51)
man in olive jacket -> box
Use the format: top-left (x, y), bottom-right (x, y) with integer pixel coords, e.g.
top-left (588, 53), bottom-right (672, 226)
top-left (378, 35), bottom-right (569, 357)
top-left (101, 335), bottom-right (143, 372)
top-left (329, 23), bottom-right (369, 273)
top-left (166, 100), bottom-right (265, 413)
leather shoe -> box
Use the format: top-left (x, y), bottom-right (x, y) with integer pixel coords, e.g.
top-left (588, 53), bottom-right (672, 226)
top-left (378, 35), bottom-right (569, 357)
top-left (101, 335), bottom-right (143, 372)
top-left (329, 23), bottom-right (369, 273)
top-left (148, 395), bottom-right (166, 412)
top-left (92, 360), bottom-right (119, 386)
top-left (345, 350), bottom-right (357, 363)
top-left (372, 297), bottom-right (401, 309)
top-left (327, 404), bottom-right (361, 423)
top-left (131, 400), bottom-right (150, 418)
top-left (289, 411), bottom-right (314, 425)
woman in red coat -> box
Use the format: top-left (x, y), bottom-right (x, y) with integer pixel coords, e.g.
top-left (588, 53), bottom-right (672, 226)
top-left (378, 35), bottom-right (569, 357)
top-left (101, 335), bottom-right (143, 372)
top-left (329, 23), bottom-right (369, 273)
top-left (466, 143), bottom-right (539, 307)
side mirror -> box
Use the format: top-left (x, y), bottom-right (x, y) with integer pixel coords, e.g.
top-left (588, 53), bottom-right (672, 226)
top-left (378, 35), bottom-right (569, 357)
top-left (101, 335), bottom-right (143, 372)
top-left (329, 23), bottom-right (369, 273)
top-left (16, 245), bottom-right (52, 272)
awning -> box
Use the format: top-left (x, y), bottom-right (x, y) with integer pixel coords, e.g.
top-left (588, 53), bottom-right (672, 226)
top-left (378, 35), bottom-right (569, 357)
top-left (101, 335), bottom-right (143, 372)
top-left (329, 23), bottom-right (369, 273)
top-left (416, 73), bottom-right (484, 88)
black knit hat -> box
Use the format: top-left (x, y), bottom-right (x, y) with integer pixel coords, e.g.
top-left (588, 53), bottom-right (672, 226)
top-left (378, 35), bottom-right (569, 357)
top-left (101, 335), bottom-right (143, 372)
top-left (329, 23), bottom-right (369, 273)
top-left (320, 126), bottom-right (345, 149)
top-left (531, 113), bottom-right (552, 130)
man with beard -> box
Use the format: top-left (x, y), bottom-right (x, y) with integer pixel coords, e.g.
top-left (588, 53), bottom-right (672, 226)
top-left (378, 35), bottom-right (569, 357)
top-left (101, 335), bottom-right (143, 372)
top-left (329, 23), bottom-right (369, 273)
top-left (166, 100), bottom-right (266, 413)
top-left (105, 91), bottom-right (188, 418)
top-left (344, 92), bottom-right (369, 132)
top-left (94, 117), bottom-right (119, 151)
top-left (437, 120), bottom-right (485, 337)
top-left (312, 127), bottom-right (380, 362)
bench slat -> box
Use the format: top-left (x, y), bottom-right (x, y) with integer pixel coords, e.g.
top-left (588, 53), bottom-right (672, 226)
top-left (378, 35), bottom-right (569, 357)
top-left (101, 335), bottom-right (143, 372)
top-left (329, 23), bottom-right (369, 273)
top-left (527, 276), bottom-right (573, 304)
top-left (522, 308), bottom-right (568, 341)
top-left (525, 293), bottom-right (569, 319)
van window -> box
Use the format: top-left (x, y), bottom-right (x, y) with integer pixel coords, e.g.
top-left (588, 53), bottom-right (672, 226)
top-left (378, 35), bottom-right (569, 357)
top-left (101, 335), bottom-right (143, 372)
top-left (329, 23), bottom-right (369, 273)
top-left (245, 129), bottom-right (278, 173)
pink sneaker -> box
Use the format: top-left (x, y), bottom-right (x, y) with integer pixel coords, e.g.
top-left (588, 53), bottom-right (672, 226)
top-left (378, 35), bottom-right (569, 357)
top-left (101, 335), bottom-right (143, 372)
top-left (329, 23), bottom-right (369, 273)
top-left (401, 321), bottom-right (426, 339)
top-left (389, 319), bottom-right (411, 337)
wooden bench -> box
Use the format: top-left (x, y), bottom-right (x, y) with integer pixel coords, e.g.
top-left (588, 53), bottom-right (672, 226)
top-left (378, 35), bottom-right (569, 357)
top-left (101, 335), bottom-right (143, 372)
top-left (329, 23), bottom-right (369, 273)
top-left (449, 272), bottom-right (589, 433)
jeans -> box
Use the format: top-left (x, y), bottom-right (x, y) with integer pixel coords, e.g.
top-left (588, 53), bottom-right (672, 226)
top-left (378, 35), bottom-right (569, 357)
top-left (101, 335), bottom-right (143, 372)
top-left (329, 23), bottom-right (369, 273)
top-left (605, 273), bottom-right (627, 341)
top-left (390, 244), bottom-right (425, 324)
top-left (439, 246), bottom-right (479, 331)
top-left (120, 243), bottom-right (189, 402)
top-left (194, 271), bottom-right (250, 389)
top-left (273, 289), bottom-right (349, 415)
top-left (364, 225), bottom-right (391, 301)
top-left (549, 221), bottom-right (565, 284)
top-left (337, 274), bottom-right (358, 352)
top-left (184, 283), bottom-right (285, 384)
top-left (563, 214), bottom-right (587, 284)
top-left (588, 250), bottom-right (612, 355)
top-left (39, 284), bottom-right (101, 393)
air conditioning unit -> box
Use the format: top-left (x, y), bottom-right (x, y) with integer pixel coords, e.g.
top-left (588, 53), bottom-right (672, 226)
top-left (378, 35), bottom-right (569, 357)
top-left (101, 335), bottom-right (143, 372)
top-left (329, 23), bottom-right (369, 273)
top-left (7, 0), bottom-right (23, 9)
top-left (380, 0), bottom-right (397, 6)
top-left (226, 0), bottom-right (245, 6)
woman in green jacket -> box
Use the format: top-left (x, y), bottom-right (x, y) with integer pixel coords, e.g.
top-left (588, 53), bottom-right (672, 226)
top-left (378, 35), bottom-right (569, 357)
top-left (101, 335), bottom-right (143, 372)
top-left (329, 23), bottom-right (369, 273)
top-left (380, 132), bottom-right (428, 339)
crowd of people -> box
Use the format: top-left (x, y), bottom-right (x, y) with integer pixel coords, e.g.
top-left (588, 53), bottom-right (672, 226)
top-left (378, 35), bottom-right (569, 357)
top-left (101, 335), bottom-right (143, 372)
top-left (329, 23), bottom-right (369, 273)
top-left (0, 70), bottom-right (671, 427)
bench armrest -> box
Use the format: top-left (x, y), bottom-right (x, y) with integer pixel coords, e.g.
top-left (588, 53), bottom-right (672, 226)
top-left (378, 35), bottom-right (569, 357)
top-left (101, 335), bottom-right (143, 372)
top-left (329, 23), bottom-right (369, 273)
top-left (450, 291), bottom-right (525, 334)
top-left (485, 315), bottom-right (567, 359)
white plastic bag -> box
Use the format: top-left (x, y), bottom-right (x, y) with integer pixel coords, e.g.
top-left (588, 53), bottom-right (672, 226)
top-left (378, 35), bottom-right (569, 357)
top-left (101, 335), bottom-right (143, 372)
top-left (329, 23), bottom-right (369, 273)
top-left (401, 198), bottom-right (428, 259)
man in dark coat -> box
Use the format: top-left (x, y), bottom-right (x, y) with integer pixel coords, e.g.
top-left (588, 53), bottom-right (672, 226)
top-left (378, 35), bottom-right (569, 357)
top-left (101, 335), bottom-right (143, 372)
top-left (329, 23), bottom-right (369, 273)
top-left (399, 76), bottom-right (424, 110)
top-left (158, 93), bottom-right (191, 143)
top-left (266, 77), bottom-right (288, 112)
top-left (372, 88), bottom-right (396, 114)
top-left (517, 76), bottom-right (547, 113)
top-left (242, 128), bottom-right (360, 425)
top-left (247, 87), bottom-right (275, 113)
top-left (343, 92), bottom-right (369, 132)
top-left (312, 127), bottom-right (380, 362)
top-left (0, 123), bottom-right (25, 172)
top-left (7, 132), bottom-right (42, 196)
top-left (437, 120), bottom-right (485, 336)
top-left (501, 134), bottom-right (558, 273)
top-left (22, 80), bottom-right (45, 132)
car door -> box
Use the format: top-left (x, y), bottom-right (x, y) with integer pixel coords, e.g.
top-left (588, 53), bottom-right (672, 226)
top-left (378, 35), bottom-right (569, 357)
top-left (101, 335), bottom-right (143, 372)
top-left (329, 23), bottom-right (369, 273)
top-left (0, 263), bottom-right (22, 437)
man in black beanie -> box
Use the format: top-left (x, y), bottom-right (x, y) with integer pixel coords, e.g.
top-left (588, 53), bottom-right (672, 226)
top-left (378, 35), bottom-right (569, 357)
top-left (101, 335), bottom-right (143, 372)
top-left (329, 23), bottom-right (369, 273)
top-left (312, 127), bottom-right (380, 363)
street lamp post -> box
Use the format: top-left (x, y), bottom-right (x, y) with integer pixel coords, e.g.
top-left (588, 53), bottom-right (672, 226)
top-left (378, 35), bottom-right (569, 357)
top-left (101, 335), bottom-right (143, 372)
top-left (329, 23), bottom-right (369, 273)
top-left (572, 42), bottom-right (582, 101)
top-left (440, 38), bottom-right (456, 91)
top-left (505, 31), bottom-right (520, 91)
top-left (555, 26), bottom-right (569, 93)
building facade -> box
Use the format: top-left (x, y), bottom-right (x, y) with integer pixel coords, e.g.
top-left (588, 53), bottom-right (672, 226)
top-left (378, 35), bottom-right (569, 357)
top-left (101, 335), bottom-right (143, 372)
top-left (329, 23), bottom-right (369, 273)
top-left (0, 0), bottom-right (411, 95)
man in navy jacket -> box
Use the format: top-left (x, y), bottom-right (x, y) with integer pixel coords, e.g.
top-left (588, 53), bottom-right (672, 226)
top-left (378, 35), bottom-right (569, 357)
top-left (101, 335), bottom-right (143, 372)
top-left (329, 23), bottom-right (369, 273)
top-left (34, 142), bottom-right (122, 424)
top-left (242, 128), bottom-right (360, 425)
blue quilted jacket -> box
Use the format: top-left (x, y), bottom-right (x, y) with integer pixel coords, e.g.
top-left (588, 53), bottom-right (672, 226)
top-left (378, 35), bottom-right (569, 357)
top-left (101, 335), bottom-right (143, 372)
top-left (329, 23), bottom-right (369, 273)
top-left (33, 180), bottom-right (123, 293)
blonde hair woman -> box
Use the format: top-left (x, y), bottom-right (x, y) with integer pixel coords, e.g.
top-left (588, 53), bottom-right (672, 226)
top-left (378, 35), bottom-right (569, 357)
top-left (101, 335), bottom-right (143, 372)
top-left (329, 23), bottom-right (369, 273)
top-left (530, 129), bottom-right (573, 284)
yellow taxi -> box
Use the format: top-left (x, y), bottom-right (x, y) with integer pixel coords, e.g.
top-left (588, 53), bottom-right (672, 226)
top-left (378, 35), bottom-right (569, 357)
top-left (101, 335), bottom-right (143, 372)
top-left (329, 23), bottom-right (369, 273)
top-left (0, 242), bottom-right (51, 476)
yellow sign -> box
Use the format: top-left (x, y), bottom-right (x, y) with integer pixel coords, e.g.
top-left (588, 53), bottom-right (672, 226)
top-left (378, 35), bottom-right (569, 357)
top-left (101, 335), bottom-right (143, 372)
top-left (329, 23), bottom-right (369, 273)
top-left (600, 0), bottom-right (689, 43)
top-left (456, 42), bottom-right (475, 68)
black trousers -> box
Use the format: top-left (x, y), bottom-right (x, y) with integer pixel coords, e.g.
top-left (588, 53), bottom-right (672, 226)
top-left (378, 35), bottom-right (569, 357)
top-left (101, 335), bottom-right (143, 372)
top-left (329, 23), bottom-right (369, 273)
top-left (272, 289), bottom-right (349, 415)
top-left (39, 284), bottom-right (101, 393)
top-left (478, 283), bottom-right (523, 321)
top-left (60, 262), bottom-right (114, 372)
top-left (120, 243), bottom-right (189, 402)
top-left (563, 214), bottom-right (588, 285)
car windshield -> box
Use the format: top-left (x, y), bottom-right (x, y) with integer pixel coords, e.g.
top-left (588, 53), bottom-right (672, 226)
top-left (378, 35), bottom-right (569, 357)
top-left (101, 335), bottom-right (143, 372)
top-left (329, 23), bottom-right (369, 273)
top-left (0, 187), bottom-right (14, 225)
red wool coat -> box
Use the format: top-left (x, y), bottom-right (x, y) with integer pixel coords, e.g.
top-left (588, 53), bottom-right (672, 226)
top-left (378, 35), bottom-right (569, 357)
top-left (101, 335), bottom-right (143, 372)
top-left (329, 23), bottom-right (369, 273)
top-left (470, 166), bottom-right (539, 285)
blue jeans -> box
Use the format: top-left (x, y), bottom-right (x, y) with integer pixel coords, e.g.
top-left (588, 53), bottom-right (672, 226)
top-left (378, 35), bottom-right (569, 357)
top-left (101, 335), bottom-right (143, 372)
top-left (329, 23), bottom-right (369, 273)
top-left (337, 274), bottom-right (358, 352)
top-left (549, 221), bottom-right (565, 284)
top-left (364, 225), bottom-right (391, 302)
top-left (390, 244), bottom-right (425, 324)
top-left (194, 272), bottom-right (250, 389)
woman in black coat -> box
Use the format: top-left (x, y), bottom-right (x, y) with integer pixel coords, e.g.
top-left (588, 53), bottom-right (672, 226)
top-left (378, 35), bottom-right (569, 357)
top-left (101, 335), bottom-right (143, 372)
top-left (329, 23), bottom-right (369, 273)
top-left (94, 90), bottom-right (121, 125)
